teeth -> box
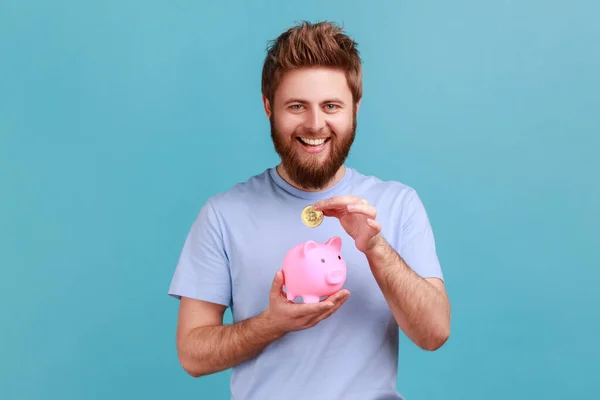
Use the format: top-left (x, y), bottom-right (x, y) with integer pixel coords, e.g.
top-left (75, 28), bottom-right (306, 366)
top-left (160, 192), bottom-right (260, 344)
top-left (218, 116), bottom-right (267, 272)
top-left (299, 137), bottom-right (327, 146)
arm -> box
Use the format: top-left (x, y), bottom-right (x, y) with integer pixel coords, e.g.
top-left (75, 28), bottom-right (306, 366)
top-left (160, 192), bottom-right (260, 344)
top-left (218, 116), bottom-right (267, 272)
top-left (170, 200), bottom-right (278, 377)
top-left (364, 238), bottom-right (450, 351)
top-left (176, 297), bottom-right (284, 377)
top-left (313, 191), bottom-right (450, 351)
top-left (169, 200), bottom-right (348, 377)
top-left (175, 270), bottom-right (349, 377)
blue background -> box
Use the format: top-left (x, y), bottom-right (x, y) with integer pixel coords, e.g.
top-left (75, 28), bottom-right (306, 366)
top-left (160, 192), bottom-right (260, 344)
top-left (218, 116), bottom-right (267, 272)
top-left (1, 1), bottom-right (598, 399)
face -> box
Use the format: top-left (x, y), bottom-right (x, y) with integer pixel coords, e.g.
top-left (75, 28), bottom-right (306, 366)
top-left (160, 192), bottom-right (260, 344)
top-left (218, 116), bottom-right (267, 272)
top-left (264, 67), bottom-right (360, 190)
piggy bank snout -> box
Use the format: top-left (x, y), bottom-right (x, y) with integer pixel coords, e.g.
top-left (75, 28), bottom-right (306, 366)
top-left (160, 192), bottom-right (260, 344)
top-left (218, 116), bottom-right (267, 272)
top-left (326, 268), bottom-right (345, 284)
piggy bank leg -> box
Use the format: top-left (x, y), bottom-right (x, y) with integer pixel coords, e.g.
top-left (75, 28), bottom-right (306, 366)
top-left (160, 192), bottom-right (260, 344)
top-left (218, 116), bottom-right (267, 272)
top-left (302, 295), bottom-right (320, 304)
top-left (286, 292), bottom-right (296, 302)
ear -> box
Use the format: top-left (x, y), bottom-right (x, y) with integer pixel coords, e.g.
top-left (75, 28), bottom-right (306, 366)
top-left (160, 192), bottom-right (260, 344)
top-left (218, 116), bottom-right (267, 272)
top-left (302, 240), bottom-right (319, 256)
top-left (325, 236), bottom-right (342, 252)
top-left (262, 95), bottom-right (272, 119)
top-left (355, 98), bottom-right (361, 113)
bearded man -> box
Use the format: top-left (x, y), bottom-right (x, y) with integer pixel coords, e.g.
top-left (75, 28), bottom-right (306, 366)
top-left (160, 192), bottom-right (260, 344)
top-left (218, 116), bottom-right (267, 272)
top-left (168, 20), bottom-right (451, 400)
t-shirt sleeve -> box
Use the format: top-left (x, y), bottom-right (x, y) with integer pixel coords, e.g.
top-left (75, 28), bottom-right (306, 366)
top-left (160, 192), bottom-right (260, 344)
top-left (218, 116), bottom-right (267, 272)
top-left (399, 189), bottom-right (444, 281)
top-left (168, 199), bottom-right (232, 307)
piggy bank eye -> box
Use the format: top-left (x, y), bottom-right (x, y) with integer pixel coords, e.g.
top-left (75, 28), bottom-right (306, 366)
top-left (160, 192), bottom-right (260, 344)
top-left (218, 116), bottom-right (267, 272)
top-left (338, 255), bottom-right (341, 259)
top-left (321, 258), bottom-right (325, 263)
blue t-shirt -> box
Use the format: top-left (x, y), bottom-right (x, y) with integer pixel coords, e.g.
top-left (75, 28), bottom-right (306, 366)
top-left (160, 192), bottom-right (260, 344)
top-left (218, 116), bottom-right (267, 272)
top-left (168, 166), bottom-right (443, 400)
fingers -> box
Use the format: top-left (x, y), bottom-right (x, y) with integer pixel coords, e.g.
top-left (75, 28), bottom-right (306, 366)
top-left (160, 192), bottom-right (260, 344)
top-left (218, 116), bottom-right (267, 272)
top-left (319, 209), bottom-right (344, 218)
top-left (289, 300), bottom-right (335, 317)
top-left (309, 290), bottom-right (350, 318)
top-left (272, 289), bottom-right (350, 332)
top-left (287, 289), bottom-right (349, 317)
top-left (314, 196), bottom-right (373, 219)
top-left (313, 196), bottom-right (367, 212)
top-left (310, 292), bottom-right (350, 324)
top-left (346, 203), bottom-right (377, 219)
top-left (316, 297), bottom-right (348, 321)
top-left (309, 289), bottom-right (349, 311)
top-left (322, 289), bottom-right (350, 303)
top-left (366, 218), bottom-right (382, 233)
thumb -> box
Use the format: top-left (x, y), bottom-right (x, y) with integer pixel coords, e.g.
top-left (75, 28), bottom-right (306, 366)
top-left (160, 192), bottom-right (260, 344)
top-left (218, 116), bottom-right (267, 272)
top-left (271, 270), bottom-right (284, 293)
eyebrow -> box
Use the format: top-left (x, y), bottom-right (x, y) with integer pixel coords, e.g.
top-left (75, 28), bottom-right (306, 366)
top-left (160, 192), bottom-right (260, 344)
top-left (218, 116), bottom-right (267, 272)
top-left (283, 98), bottom-right (346, 105)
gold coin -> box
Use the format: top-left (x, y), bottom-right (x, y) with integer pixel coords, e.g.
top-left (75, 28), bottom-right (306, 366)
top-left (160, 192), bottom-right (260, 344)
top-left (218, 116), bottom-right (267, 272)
top-left (301, 205), bottom-right (323, 228)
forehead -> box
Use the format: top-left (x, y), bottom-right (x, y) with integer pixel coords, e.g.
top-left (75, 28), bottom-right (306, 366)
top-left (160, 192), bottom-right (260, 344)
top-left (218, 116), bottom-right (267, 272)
top-left (274, 67), bottom-right (352, 103)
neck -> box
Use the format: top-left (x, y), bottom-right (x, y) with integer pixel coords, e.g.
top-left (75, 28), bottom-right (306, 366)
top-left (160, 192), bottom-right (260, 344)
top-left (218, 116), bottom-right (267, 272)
top-left (276, 164), bottom-right (346, 192)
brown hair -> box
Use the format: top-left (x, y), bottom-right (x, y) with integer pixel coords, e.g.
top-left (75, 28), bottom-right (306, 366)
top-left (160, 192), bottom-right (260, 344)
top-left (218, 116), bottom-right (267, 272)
top-left (261, 21), bottom-right (363, 105)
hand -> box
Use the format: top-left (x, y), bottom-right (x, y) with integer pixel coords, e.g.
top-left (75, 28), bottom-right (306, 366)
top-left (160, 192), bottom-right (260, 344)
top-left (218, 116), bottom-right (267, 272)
top-left (261, 271), bottom-right (350, 335)
top-left (313, 195), bottom-right (383, 253)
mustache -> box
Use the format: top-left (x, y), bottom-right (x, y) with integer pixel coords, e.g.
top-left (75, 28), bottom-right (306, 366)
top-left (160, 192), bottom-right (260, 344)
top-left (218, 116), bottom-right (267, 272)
top-left (293, 127), bottom-right (334, 138)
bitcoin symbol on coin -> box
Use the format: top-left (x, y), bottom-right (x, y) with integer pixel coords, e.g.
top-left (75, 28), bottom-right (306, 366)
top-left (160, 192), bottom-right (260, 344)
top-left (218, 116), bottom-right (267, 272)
top-left (301, 205), bottom-right (323, 228)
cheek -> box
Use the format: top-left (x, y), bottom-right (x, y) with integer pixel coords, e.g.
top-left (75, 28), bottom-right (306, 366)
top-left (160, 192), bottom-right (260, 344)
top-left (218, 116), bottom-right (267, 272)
top-left (327, 112), bottom-right (353, 133)
top-left (275, 113), bottom-right (303, 135)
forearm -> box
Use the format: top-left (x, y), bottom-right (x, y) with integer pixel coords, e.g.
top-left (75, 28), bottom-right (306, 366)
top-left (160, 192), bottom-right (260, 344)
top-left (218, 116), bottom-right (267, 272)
top-left (365, 237), bottom-right (450, 351)
top-left (178, 313), bottom-right (285, 377)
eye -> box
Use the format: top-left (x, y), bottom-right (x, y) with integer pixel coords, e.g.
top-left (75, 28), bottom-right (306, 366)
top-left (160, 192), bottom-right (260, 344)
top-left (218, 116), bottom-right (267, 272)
top-left (321, 258), bottom-right (325, 263)
top-left (338, 255), bottom-right (341, 259)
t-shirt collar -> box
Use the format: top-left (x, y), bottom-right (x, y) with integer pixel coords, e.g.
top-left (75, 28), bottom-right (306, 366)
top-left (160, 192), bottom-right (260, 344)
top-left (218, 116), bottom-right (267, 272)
top-left (268, 165), bottom-right (353, 200)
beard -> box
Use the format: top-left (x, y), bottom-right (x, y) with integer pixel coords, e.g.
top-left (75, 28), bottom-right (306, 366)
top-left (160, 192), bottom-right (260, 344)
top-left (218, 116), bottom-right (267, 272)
top-left (270, 110), bottom-right (356, 190)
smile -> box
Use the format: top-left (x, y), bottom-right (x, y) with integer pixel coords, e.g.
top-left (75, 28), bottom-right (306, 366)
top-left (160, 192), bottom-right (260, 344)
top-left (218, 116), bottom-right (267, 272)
top-left (297, 137), bottom-right (330, 146)
top-left (296, 137), bottom-right (331, 154)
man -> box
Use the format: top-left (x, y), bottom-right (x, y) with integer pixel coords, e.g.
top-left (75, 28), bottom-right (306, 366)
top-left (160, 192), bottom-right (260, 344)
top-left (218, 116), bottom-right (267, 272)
top-left (168, 21), bottom-right (450, 400)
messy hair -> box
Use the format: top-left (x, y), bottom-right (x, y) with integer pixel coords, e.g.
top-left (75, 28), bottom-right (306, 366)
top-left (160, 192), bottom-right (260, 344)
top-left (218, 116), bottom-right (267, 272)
top-left (261, 21), bottom-right (363, 105)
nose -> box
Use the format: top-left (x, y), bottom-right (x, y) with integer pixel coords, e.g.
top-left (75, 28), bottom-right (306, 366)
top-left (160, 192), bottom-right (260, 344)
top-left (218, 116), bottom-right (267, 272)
top-left (306, 108), bottom-right (326, 132)
top-left (326, 269), bottom-right (345, 285)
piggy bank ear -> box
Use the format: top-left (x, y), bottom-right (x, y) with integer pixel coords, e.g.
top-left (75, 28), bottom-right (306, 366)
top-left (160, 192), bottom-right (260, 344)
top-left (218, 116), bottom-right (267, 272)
top-left (325, 236), bottom-right (342, 252)
top-left (302, 240), bottom-right (319, 256)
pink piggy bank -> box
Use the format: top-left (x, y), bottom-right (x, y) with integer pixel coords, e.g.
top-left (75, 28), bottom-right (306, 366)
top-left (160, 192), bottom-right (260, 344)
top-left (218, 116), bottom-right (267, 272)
top-left (282, 236), bottom-right (347, 304)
